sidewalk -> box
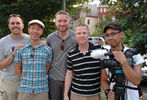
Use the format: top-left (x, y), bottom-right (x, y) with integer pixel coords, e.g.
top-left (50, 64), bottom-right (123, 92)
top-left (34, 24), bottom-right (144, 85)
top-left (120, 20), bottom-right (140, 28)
top-left (0, 71), bottom-right (147, 100)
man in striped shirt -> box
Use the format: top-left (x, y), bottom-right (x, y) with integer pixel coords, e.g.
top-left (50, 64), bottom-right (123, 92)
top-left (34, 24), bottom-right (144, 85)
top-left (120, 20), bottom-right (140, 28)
top-left (64, 23), bottom-right (101, 100)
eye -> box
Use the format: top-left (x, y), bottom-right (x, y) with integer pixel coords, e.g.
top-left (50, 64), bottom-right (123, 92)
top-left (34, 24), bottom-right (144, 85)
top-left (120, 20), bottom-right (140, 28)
top-left (16, 22), bottom-right (21, 25)
top-left (111, 32), bottom-right (117, 36)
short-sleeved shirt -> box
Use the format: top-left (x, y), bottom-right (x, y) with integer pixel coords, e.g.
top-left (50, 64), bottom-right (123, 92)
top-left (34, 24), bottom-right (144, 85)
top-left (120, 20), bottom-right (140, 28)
top-left (105, 46), bottom-right (144, 100)
top-left (46, 29), bottom-right (77, 81)
top-left (67, 43), bottom-right (102, 96)
top-left (14, 40), bottom-right (52, 94)
top-left (0, 34), bottom-right (29, 81)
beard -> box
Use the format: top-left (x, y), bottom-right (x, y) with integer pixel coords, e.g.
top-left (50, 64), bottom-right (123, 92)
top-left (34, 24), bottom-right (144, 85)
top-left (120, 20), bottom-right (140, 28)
top-left (58, 26), bottom-right (68, 32)
top-left (11, 27), bottom-right (22, 35)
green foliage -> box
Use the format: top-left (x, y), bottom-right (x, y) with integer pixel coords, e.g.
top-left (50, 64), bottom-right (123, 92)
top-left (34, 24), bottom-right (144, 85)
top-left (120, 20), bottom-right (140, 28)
top-left (102, 0), bottom-right (147, 55)
top-left (0, 0), bottom-right (88, 38)
top-left (93, 14), bottom-right (113, 37)
top-left (131, 23), bottom-right (147, 55)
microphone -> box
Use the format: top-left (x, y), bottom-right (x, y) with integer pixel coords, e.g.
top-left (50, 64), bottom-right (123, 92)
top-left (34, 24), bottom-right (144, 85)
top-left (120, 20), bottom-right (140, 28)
top-left (91, 49), bottom-right (108, 59)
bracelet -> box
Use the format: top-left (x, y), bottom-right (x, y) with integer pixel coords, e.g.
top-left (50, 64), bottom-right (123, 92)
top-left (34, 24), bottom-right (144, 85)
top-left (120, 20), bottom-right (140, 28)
top-left (11, 52), bottom-right (15, 57)
top-left (105, 89), bottom-right (110, 97)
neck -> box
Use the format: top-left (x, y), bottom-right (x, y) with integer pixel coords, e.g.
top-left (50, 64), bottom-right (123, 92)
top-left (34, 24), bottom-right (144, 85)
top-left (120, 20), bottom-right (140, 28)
top-left (58, 29), bottom-right (69, 40)
top-left (78, 43), bottom-right (89, 55)
top-left (30, 39), bottom-right (41, 48)
top-left (111, 44), bottom-right (123, 52)
top-left (11, 32), bottom-right (24, 40)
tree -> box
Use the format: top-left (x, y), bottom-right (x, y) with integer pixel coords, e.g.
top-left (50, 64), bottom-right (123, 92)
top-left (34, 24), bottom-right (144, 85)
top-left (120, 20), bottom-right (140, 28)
top-left (102, 0), bottom-right (147, 55)
top-left (0, 0), bottom-right (88, 38)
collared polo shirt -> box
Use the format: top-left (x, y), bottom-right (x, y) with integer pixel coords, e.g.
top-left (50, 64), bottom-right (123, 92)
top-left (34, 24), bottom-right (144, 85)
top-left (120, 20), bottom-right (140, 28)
top-left (67, 43), bottom-right (102, 96)
top-left (14, 40), bottom-right (52, 94)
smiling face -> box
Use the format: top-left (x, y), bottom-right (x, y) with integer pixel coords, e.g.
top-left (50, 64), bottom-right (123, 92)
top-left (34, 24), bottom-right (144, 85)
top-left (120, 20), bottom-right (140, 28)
top-left (75, 26), bottom-right (90, 45)
top-left (105, 28), bottom-right (123, 48)
top-left (55, 14), bottom-right (70, 33)
top-left (28, 23), bottom-right (43, 41)
top-left (8, 16), bottom-right (24, 35)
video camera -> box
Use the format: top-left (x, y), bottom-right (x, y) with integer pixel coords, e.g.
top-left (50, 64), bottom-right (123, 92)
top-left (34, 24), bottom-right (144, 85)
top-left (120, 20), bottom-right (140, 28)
top-left (91, 48), bottom-right (140, 100)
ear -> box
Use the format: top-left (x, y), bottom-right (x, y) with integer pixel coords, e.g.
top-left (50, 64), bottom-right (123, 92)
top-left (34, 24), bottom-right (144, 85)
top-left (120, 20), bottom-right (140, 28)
top-left (120, 31), bottom-right (124, 38)
top-left (27, 28), bottom-right (30, 34)
top-left (41, 30), bottom-right (44, 35)
top-left (22, 23), bottom-right (24, 29)
top-left (8, 24), bottom-right (10, 29)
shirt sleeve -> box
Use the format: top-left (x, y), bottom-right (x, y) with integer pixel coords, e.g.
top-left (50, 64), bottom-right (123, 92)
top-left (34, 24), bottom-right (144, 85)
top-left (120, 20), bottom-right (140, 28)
top-left (14, 49), bottom-right (22, 63)
top-left (46, 46), bottom-right (53, 63)
top-left (133, 54), bottom-right (144, 66)
top-left (67, 53), bottom-right (73, 70)
top-left (0, 46), bottom-right (5, 61)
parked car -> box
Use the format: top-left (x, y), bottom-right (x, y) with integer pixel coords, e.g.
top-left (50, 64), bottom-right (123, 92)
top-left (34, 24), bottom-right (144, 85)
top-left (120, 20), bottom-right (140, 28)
top-left (88, 37), bottom-right (105, 46)
top-left (142, 66), bottom-right (147, 81)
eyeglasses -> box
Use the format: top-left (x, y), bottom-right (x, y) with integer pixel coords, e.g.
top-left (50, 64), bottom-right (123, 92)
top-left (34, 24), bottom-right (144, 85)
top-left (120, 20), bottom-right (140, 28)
top-left (60, 40), bottom-right (65, 50)
top-left (105, 32), bottom-right (120, 38)
top-left (31, 48), bottom-right (35, 58)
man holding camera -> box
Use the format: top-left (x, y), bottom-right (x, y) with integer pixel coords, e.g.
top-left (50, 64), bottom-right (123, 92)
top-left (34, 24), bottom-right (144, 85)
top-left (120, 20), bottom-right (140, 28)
top-left (101, 22), bottom-right (144, 100)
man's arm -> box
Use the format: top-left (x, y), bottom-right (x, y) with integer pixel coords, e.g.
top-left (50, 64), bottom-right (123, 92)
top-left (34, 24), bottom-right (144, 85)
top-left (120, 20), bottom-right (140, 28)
top-left (113, 51), bottom-right (142, 85)
top-left (46, 63), bottom-right (51, 75)
top-left (15, 62), bottom-right (22, 78)
top-left (0, 54), bottom-right (14, 70)
top-left (101, 69), bottom-right (110, 91)
top-left (101, 69), bottom-right (115, 100)
top-left (0, 44), bottom-right (24, 70)
top-left (64, 70), bottom-right (73, 100)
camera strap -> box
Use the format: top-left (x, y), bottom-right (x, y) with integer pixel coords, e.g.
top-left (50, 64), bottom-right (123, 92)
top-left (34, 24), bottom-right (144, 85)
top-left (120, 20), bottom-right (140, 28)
top-left (115, 84), bottom-right (139, 90)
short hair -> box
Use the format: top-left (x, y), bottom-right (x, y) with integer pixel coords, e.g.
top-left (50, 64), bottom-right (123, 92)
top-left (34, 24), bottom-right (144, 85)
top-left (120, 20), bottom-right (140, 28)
top-left (103, 22), bottom-right (122, 33)
top-left (75, 22), bottom-right (89, 31)
top-left (8, 14), bottom-right (23, 23)
top-left (55, 10), bottom-right (70, 19)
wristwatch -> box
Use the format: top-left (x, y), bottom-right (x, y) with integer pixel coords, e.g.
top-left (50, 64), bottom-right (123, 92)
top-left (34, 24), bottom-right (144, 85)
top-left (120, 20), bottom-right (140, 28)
top-left (105, 89), bottom-right (110, 96)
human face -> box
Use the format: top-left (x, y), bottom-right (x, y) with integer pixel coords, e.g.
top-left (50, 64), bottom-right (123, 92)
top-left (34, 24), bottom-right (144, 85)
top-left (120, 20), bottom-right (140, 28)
top-left (105, 28), bottom-right (123, 48)
top-left (75, 26), bottom-right (90, 45)
top-left (28, 23), bottom-right (43, 41)
top-left (8, 16), bottom-right (24, 35)
top-left (55, 14), bottom-right (70, 32)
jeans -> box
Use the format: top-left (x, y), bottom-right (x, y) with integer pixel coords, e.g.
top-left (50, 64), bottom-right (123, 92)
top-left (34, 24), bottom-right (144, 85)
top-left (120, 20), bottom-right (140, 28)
top-left (49, 77), bottom-right (64, 100)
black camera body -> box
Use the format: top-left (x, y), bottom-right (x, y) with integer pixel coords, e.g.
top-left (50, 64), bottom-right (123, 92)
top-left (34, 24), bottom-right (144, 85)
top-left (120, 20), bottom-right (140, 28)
top-left (101, 48), bottom-right (139, 98)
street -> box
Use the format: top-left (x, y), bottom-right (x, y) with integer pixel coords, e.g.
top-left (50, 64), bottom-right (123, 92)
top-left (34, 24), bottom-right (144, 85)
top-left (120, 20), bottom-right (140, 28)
top-left (140, 81), bottom-right (147, 100)
top-left (141, 81), bottom-right (147, 93)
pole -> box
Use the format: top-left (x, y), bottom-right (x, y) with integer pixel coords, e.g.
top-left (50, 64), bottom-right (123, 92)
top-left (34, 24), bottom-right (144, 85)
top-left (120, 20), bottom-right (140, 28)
top-left (62, 0), bottom-right (66, 11)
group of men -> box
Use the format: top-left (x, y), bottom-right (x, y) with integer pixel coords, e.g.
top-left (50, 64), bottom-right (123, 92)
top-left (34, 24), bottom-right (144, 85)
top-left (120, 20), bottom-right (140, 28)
top-left (0, 10), bottom-right (144, 100)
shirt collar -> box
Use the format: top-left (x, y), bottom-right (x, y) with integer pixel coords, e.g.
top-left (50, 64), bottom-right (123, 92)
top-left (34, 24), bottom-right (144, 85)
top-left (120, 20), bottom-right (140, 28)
top-left (55, 28), bottom-right (74, 38)
top-left (25, 40), bottom-right (42, 48)
top-left (74, 42), bottom-right (95, 52)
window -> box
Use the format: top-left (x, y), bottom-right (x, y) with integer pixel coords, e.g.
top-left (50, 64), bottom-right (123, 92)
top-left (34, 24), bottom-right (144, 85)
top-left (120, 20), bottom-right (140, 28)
top-left (100, 8), bottom-right (103, 13)
top-left (87, 19), bottom-right (90, 25)
top-left (104, 8), bottom-right (106, 12)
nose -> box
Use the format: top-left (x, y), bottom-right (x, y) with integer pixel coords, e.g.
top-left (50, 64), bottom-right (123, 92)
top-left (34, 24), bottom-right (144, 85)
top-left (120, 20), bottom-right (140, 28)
top-left (61, 21), bottom-right (65, 25)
